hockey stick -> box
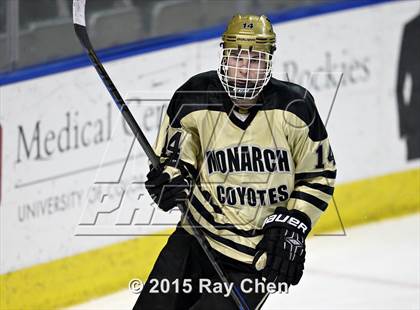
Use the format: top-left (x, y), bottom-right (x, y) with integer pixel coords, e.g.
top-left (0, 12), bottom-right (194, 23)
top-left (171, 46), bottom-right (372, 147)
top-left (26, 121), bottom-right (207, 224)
top-left (72, 1), bottom-right (249, 309)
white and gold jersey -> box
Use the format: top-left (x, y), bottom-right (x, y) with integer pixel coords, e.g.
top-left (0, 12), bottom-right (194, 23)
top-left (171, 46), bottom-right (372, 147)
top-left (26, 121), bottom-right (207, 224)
top-left (154, 71), bottom-right (336, 264)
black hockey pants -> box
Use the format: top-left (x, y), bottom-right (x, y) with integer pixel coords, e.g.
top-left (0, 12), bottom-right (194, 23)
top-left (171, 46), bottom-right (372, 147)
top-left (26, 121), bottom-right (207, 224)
top-left (133, 226), bottom-right (268, 310)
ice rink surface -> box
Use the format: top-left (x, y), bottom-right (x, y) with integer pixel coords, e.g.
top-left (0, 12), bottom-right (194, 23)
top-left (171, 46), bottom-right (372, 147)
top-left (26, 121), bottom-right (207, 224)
top-left (68, 214), bottom-right (420, 310)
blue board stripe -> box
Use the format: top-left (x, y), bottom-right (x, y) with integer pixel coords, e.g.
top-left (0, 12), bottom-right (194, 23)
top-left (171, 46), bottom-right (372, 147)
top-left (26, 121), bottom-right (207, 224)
top-left (0, 0), bottom-right (394, 86)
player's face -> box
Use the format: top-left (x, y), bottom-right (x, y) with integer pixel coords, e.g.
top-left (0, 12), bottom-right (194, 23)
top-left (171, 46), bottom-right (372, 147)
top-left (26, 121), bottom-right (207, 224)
top-left (226, 49), bottom-right (268, 87)
top-left (218, 47), bottom-right (272, 100)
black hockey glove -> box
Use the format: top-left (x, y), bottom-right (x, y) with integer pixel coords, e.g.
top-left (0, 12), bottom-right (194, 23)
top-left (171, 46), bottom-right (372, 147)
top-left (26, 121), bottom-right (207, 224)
top-left (145, 163), bottom-right (192, 212)
top-left (253, 208), bottom-right (311, 286)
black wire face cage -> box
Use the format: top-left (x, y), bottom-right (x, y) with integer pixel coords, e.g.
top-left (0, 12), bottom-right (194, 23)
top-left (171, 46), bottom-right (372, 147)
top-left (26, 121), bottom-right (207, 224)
top-left (217, 48), bottom-right (273, 100)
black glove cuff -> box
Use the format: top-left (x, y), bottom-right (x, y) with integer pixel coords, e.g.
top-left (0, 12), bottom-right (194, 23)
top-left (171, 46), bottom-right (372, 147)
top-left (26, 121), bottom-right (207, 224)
top-left (262, 208), bottom-right (312, 237)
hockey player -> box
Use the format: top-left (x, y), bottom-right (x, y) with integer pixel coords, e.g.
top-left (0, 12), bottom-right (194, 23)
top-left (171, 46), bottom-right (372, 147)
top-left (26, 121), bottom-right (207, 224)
top-left (134, 14), bottom-right (336, 310)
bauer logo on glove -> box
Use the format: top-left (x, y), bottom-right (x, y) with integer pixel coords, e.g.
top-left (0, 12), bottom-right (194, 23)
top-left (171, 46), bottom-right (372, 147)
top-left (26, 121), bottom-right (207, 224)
top-left (254, 208), bottom-right (312, 286)
top-left (263, 212), bottom-right (310, 235)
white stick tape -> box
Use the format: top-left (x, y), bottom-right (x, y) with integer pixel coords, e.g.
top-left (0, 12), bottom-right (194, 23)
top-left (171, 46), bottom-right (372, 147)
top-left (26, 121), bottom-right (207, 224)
top-left (73, 0), bottom-right (86, 26)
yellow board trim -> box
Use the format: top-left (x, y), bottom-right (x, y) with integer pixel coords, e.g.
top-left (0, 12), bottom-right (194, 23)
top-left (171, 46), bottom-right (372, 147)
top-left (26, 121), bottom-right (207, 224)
top-left (0, 229), bottom-right (175, 310)
top-left (313, 168), bottom-right (420, 234)
top-left (1, 168), bottom-right (419, 309)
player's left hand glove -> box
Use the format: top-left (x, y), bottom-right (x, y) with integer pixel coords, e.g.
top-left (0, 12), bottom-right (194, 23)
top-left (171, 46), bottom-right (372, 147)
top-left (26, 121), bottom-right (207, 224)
top-left (253, 208), bottom-right (311, 286)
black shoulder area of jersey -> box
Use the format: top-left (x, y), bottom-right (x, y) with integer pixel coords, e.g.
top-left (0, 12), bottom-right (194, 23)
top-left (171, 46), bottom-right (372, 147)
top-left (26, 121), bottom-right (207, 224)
top-left (166, 71), bottom-right (226, 128)
top-left (262, 77), bottom-right (328, 141)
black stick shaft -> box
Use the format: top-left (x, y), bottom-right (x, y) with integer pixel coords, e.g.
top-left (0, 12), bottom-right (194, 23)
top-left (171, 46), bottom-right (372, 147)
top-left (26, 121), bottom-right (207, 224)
top-left (77, 29), bottom-right (159, 168)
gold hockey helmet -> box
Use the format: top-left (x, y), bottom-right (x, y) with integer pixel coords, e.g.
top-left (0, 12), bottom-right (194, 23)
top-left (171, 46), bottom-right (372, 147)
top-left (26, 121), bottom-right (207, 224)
top-left (217, 15), bottom-right (276, 100)
top-left (221, 14), bottom-right (276, 53)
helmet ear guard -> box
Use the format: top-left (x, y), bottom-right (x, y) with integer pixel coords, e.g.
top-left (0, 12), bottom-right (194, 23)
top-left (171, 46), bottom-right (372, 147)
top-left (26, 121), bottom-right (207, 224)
top-left (218, 15), bottom-right (276, 100)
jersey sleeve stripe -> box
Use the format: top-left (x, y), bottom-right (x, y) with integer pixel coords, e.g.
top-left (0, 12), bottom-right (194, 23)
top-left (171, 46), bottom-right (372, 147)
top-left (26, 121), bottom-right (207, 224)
top-left (290, 191), bottom-right (329, 211)
top-left (295, 170), bottom-right (337, 181)
top-left (294, 180), bottom-right (335, 195)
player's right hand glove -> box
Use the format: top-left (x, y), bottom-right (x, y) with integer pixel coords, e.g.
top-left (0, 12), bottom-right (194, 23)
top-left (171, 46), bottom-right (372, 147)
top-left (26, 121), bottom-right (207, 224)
top-left (145, 163), bottom-right (192, 212)
top-left (253, 208), bottom-right (311, 286)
